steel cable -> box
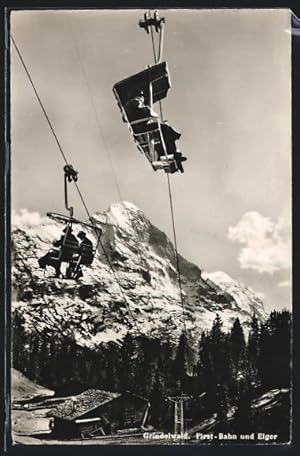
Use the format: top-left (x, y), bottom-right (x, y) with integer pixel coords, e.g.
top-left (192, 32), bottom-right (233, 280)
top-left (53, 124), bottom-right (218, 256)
top-left (11, 34), bottom-right (140, 330)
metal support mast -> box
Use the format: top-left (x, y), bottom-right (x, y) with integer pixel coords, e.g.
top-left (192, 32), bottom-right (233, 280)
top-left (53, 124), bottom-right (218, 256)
top-left (168, 394), bottom-right (190, 435)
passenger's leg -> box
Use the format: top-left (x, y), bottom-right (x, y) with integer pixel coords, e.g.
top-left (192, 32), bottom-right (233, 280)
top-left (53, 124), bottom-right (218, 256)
top-left (161, 123), bottom-right (181, 141)
top-left (168, 162), bottom-right (178, 174)
top-left (38, 254), bottom-right (48, 269)
top-left (166, 140), bottom-right (177, 155)
top-left (72, 264), bottom-right (83, 279)
top-left (177, 161), bottom-right (184, 173)
top-left (54, 260), bottom-right (62, 278)
top-left (39, 251), bottom-right (59, 270)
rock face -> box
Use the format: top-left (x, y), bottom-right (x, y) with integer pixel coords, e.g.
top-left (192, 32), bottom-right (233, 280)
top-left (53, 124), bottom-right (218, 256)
top-left (12, 201), bottom-right (266, 349)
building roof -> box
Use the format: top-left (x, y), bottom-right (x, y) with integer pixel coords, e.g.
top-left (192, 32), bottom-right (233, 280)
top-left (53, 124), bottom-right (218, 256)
top-left (51, 389), bottom-right (122, 421)
top-left (123, 390), bottom-right (150, 405)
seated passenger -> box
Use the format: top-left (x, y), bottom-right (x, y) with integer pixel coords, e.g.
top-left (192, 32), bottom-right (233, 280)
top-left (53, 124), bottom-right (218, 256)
top-left (172, 151), bottom-right (187, 173)
top-left (38, 247), bottom-right (61, 277)
top-left (160, 121), bottom-right (181, 153)
top-left (71, 231), bottom-right (95, 279)
top-left (53, 226), bottom-right (79, 260)
top-left (77, 231), bottom-right (94, 265)
top-left (155, 120), bottom-right (182, 158)
top-left (124, 90), bottom-right (159, 123)
top-left (38, 225), bottom-right (79, 278)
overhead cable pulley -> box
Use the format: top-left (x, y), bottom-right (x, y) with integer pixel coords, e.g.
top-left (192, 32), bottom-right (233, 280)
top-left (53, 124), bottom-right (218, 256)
top-left (64, 164), bottom-right (78, 217)
top-left (64, 164), bottom-right (78, 183)
top-left (139, 10), bottom-right (165, 34)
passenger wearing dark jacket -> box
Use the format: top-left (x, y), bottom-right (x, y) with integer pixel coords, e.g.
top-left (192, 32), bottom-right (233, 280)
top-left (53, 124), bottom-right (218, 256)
top-left (38, 225), bottom-right (78, 277)
top-left (71, 231), bottom-right (94, 279)
top-left (77, 231), bottom-right (94, 265)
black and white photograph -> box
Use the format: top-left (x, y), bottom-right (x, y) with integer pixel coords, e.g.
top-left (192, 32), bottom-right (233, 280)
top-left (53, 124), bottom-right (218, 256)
top-left (9, 8), bottom-right (292, 445)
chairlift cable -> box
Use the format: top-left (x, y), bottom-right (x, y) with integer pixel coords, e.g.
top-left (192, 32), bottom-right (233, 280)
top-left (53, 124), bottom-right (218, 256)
top-left (75, 181), bottom-right (148, 322)
top-left (73, 183), bottom-right (140, 329)
top-left (11, 34), bottom-right (140, 330)
top-left (147, 10), bottom-right (164, 120)
top-left (66, 20), bottom-right (148, 279)
top-left (148, 9), bottom-right (159, 64)
top-left (73, 181), bottom-right (138, 327)
top-left (144, 13), bottom-right (188, 339)
top-left (66, 18), bottom-right (122, 202)
top-left (149, 18), bottom-right (158, 64)
top-left (158, 23), bottom-right (164, 63)
top-left (166, 174), bottom-right (187, 336)
top-left (66, 18), bottom-right (146, 269)
top-left (10, 34), bottom-right (69, 167)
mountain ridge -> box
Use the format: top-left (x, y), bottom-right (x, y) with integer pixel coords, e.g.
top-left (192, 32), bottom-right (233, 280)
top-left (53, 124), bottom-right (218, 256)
top-left (12, 201), bottom-right (266, 349)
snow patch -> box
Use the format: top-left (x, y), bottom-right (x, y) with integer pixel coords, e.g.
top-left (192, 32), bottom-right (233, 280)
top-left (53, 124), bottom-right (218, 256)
top-left (12, 202), bottom-right (266, 347)
top-left (203, 271), bottom-right (235, 285)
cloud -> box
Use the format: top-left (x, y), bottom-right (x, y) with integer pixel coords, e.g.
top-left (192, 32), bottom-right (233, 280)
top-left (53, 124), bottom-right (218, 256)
top-left (11, 208), bottom-right (62, 240)
top-left (12, 208), bottom-right (45, 228)
top-left (277, 280), bottom-right (291, 288)
top-left (228, 211), bottom-right (291, 274)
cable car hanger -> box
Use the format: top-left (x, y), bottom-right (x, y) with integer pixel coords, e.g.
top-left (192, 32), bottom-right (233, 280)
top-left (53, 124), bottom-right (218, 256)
top-left (63, 164), bottom-right (78, 218)
top-left (113, 10), bottom-right (187, 174)
top-left (137, 10), bottom-right (189, 347)
top-left (139, 10), bottom-right (165, 64)
top-left (139, 10), bottom-right (165, 34)
top-left (47, 164), bottom-right (102, 231)
top-left (39, 165), bottom-right (102, 280)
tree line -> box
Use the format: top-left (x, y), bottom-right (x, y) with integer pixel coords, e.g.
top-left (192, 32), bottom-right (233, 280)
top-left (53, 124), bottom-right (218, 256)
top-left (12, 309), bottom-right (291, 433)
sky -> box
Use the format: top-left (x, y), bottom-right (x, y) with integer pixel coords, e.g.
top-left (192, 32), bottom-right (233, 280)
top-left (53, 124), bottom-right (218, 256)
top-left (11, 9), bottom-right (292, 313)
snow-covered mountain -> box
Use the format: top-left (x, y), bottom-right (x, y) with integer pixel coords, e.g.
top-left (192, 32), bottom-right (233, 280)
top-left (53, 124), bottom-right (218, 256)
top-left (202, 271), bottom-right (265, 319)
top-left (12, 201), bottom-right (266, 349)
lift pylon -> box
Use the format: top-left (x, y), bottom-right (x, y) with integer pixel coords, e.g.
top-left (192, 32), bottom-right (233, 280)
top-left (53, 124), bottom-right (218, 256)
top-left (168, 394), bottom-right (191, 435)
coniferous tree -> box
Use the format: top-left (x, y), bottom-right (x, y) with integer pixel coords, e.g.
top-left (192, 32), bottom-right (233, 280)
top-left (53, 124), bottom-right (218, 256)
top-left (160, 340), bottom-right (175, 393)
top-left (197, 331), bottom-right (212, 391)
top-left (197, 316), bottom-right (231, 412)
top-left (149, 371), bottom-right (166, 428)
top-left (197, 331), bottom-right (208, 387)
top-left (39, 336), bottom-right (52, 386)
top-left (134, 337), bottom-right (157, 395)
top-left (215, 383), bottom-right (230, 432)
top-left (12, 312), bottom-right (26, 372)
top-left (247, 314), bottom-right (260, 378)
top-left (103, 343), bottom-right (121, 392)
top-left (230, 317), bottom-right (245, 366)
top-left (173, 333), bottom-right (188, 390)
top-left (119, 333), bottom-right (137, 392)
top-left (258, 310), bottom-right (291, 391)
top-left (232, 378), bottom-right (253, 433)
top-left (210, 314), bottom-right (232, 386)
top-left (211, 314), bottom-right (223, 343)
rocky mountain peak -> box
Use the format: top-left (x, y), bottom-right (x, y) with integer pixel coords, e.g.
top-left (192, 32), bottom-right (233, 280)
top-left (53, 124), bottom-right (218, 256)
top-left (93, 201), bottom-right (148, 234)
top-left (12, 202), bottom-right (266, 349)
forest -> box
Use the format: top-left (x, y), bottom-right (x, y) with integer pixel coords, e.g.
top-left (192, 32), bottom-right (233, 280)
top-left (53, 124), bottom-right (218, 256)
top-left (12, 309), bottom-right (291, 438)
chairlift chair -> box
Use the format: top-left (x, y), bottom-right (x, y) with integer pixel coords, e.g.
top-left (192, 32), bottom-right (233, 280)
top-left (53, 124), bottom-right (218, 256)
top-left (38, 163), bottom-right (102, 280)
top-left (42, 212), bottom-right (101, 280)
top-left (113, 62), bottom-right (176, 171)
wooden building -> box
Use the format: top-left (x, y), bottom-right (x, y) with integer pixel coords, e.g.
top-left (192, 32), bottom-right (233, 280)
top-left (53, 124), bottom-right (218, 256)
top-left (49, 389), bottom-right (150, 438)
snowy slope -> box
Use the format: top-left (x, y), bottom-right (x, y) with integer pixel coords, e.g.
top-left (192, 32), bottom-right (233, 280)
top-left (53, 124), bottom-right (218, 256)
top-left (12, 201), bottom-right (266, 349)
top-left (202, 271), bottom-right (266, 320)
top-left (12, 368), bottom-right (54, 401)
